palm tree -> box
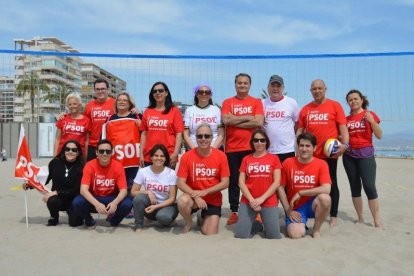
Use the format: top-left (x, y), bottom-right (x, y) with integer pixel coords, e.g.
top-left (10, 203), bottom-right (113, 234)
top-left (15, 72), bottom-right (50, 122)
top-left (42, 84), bottom-right (72, 112)
top-left (260, 89), bottom-right (269, 99)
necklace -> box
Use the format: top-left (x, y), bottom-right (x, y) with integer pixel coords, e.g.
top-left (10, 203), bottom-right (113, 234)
top-left (65, 164), bottom-right (73, 178)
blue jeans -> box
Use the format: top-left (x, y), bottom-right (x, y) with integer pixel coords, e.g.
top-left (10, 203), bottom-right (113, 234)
top-left (72, 194), bottom-right (132, 226)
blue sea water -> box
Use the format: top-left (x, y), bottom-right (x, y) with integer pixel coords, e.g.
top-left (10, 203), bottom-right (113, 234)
top-left (375, 150), bottom-right (414, 158)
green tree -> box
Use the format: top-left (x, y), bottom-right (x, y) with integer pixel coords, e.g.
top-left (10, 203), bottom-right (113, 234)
top-left (260, 89), bottom-right (269, 99)
top-left (15, 72), bottom-right (50, 122)
top-left (42, 84), bottom-right (72, 112)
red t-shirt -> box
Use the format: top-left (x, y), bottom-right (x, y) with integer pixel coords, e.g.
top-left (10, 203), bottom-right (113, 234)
top-left (81, 159), bottom-right (127, 197)
top-left (177, 148), bottom-right (230, 206)
top-left (103, 114), bottom-right (140, 168)
top-left (221, 96), bottom-right (264, 153)
top-left (347, 111), bottom-right (380, 149)
top-left (281, 157), bottom-right (331, 209)
top-left (56, 114), bottom-right (91, 154)
top-left (140, 107), bottom-right (184, 162)
top-left (84, 97), bottom-right (115, 147)
top-left (298, 99), bottom-right (347, 158)
top-left (239, 153), bottom-right (282, 207)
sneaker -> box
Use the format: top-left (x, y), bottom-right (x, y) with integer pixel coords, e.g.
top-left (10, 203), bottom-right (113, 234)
top-left (85, 218), bottom-right (96, 229)
top-left (47, 218), bottom-right (58, 226)
top-left (250, 221), bottom-right (264, 236)
top-left (227, 212), bottom-right (238, 225)
top-left (125, 209), bottom-right (134, 219)
top-left (106, 213), bottom-right (115, 221)
top-left (255, 213), bottom-right (263, 224)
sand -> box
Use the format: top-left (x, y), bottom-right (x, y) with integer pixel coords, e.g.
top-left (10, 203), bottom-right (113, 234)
top-left (1, 157), bottom-right (413, 275)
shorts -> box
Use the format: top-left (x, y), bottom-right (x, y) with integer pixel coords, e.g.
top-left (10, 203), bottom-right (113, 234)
top-left (192, 204), bottom-right (221, 217)
top-left (285, 197), bottom-right (315, 226)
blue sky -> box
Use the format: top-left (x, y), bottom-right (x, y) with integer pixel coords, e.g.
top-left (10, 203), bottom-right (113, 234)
top-left (1, 0), bottom-right (414, 141)
top-left (1, 0), bottom-right (414, 55)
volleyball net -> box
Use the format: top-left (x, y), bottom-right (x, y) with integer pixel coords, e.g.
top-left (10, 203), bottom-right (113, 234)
top-left (1, 49), bottom-right (413, 123)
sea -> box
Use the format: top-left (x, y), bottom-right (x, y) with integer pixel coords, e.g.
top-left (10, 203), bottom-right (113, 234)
top-left (375, 149), bottom-right (414, 158)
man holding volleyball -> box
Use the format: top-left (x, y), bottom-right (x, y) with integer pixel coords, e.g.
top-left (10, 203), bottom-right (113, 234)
top-left (277, 133), bottom-right (332, 238)
top-left (296, 79), bottom-right (349, 227)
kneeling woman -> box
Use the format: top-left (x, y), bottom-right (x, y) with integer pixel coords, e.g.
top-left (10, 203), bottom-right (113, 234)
top-left (235, 130), bottom-right (282, 239)
top-left (131, 144), bottom-right (178, 231)
top-left (43, 140), bottom-right (84, 226)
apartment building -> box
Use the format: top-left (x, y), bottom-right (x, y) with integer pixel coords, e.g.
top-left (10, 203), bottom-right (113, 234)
top-left (0, 76), bottom-right (14, 122)
top-left (13, 36), bottom-right (127, 122)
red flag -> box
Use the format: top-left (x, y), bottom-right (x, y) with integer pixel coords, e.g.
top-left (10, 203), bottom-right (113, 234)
top-left (15, 125), bottom-right (49, 193)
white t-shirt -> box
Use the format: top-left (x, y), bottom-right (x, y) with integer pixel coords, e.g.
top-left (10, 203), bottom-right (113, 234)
top-left (183, 104), bottom-right (222, 146)
top-left (133, 166), bottom-right (177, 203)
top-left (262, 96), bottom-right (299, 154)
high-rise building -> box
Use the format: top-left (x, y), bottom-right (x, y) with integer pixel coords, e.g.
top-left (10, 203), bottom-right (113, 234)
top-left (14, 37), bottom-right (82, 122)
top-left (13, 36), bottom-right (127, 122)
top-left (81, 63), bottom-right (126, 102)
top-left (0, 76), bottom-right (14, 122)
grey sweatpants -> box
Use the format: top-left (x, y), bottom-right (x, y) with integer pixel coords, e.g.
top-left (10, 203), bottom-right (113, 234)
top-left (235, 203), bottom-right (281, 239)
top-left (132, 193), bottom-right (178, 228)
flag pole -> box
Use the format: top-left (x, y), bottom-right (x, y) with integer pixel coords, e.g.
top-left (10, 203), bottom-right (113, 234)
top-left (24, 188), bottom-right (29, 229)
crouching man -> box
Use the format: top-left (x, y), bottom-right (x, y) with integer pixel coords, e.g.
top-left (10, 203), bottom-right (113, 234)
top-left (277, 133), bottom-right (331, 238)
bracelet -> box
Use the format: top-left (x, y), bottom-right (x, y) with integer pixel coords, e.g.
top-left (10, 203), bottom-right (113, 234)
top-left (343, 143), bottom-right (350, 148)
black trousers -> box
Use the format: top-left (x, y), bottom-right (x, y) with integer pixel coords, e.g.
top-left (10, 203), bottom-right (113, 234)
top-left (47, 196), bottom-right (83, 227)
top-left (323, 158), bottom-right (339, 217)
top-left (226, 150), bottom-right (252, 212)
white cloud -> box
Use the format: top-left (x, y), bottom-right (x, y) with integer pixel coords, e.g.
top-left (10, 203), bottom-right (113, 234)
top-left (212, 15), bottom-right (350, 47)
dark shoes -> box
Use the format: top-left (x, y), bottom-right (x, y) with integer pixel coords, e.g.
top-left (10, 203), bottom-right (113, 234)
top-left (47, 218), bottom-right (59, 226)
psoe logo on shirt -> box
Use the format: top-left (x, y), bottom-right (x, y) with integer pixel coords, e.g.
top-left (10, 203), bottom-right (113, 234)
top-left (347, 120), bottom-right (366, 130)
top-left (247, 164), bottom-right (271, 174)
top-left (92, 109), bottom-right (110, 118)
top-left (293, 175), bottom-right (315, 184)
top-left (148, 119), bottom-right (168, 127)
top-left (195, 116), bottom-right (217, 124)
top-left (96, 178), bottom-right (115, 187)
top-left (308, 112), bottom-right (328, 121)
top-left (233, 106), bottom-right (252, 115)
top-left (195, 167), bottom-right (217, 177)
top-left (65, 124), bottom-right (85, 132)
top-left (147, 183), bottom-right (168, 192)
top-left (265, 110), bottom-right (286, 118)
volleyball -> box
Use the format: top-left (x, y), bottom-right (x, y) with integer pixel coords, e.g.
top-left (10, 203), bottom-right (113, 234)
top-left (323, 138), bottom-right (341, 157)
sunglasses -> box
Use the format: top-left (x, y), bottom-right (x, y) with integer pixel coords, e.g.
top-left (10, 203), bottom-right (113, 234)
top-left (65, 147), bottom-right (79, 153)
top-left (152, 88), bottom-right (165, 94)
top-left (95, 88), bottom-right (107, 92)
top-left (97, 149), bottom-right (112, 155)
top-left (253, 138), bottom-right (266, 143)
top-left (196, 134), bottom-right (212, 139)
top-left (197, 90), bottom-right (212, 96)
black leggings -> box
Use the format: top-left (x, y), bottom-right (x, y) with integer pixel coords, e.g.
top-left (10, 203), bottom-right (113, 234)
top-left (226, 150), bottom-right (252, 212)
top-left (47, 196), bottom-right (83, 227)
top-left (343, 154), bottom-right (378, 200)
top-left (323, 158), bottom-right (339, 217)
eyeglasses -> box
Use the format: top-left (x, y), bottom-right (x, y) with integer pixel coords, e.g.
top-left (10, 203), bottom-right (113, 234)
top-left (65, 147), bottom-right (79, 153)
top-left (97, 149), bottom-right (112, 155)
top-left (95, 88), bottom-right (107, 92)
top-left (197, 90), bottom-right (212, 96)
top-left (196, 134), bottom-right (212, 139)
top-left (152, 88), bottom-right (165, 94)
top-left (253, 138), bottom-right (266, 143)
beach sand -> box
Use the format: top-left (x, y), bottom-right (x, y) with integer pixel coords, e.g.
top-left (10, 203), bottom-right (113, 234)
top-left (1, 158), bottom-right (413, 275)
